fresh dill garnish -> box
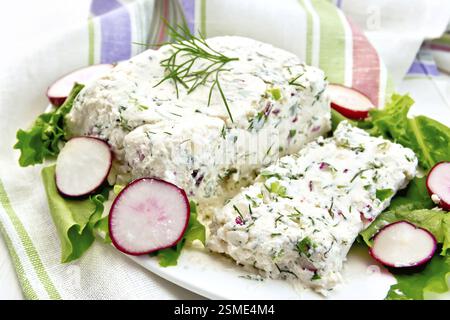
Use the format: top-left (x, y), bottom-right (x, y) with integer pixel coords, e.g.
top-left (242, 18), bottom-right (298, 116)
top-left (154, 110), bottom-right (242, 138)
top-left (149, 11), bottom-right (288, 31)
top-left (247, 110), bottom-right (267, 131)
top-left (220, 125), bottom-right (227, 139)
top-left (350, 168), bottom-right (370, 182)
top-left (245, 194), bottom-right (258, 207)
top-left (271, 233), bottom-right (282, 237)
top-left (154, 22), bottom-right (238, 122)
top-left (288, 73), bottom-right (306, 88)
top-left (138, 104), bottom-right (149, 111)
top-left (248, 204), bottom-right (253, 216)
top-left (274, 212), bottom-right (283, 228)
top-left (265, 144), bottom-right (274, 157)
top-left (180, 139), bottom-right (191, 145)
top-left (239, 274), bottom-right (264, 281)
top-left (233, 205), bottom-right (244, 220)
top-left (296, 237), bottom-right (316, 258)
top-left (275, 263), bottom-right (298, 278)
top-left (350, 163), bottom-right (381, 183)
top-left (145, 131), bottom-right (156, 139)
top-left (288, 129), bottom-right (296, 138)
top-left (260, 171), bottom-right (282, 180)
top-left (328, 197), bottom-right (334, 218)
top-left (311, 272), bottom-right (321, 280)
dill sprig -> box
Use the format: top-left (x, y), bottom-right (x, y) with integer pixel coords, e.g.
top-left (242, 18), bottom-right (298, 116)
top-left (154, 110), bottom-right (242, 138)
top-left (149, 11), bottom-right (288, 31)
top-left (154, 22), bottom-right (239, 122)
top-left (288, 73), bottom-right (306, 88)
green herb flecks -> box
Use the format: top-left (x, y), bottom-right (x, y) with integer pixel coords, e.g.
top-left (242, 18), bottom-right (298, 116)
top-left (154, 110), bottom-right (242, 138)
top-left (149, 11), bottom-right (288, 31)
top-left (275, 263), bottom-right (298, 278)
top-left (375, 188), bottom-right (394, 202)
top-left (288, 73), bottom-right (306, 88)
top-left (266, 181), bottom-right (292, 199)
top-left (296, 237), bottom-right (316, 258)
top-left (138, 104), bottom-right (149, 111)
top-left (311, 272), bottom-right (321, 281)
top-left (260, 171), bottom-right (283, 180)
top-left (233, 205), bottom-right (244, 220)
top-left (269, 88), bottom-right (282, 100)
top-left (289, 129), bottom-right (296, 138)
top-left (248, 110), bottom-right (268, 131)
top-left (245, 194), bottom-right (258, 207)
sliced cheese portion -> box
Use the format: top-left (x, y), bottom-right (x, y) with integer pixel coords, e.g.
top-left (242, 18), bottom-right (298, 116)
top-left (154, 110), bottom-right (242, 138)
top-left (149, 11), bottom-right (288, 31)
top-left (208, 122), bottom-right (418, 294)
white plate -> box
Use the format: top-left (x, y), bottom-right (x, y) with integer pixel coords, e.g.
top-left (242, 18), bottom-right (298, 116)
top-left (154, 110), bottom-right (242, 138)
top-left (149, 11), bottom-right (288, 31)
top-left (117, 99), bottom-right (450, 300)
top-left (128, 245), bottom-right (396, 300)
top-left (51, 82), bottom-right (450, 300)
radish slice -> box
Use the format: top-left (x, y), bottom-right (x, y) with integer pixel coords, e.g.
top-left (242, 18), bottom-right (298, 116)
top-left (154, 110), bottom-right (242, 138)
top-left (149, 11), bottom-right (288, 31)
top-left (369, 221), bottom-right (437, 268)
top-left (47, 64), bottom-right (113, 107)
top-left (328, 84), bottom-right (375, 119)
top-left (426, 161), bottom-right (450, 211)
top-left (55, 137), bottom-right (112, 197)
top-left (109, 178), bottom-right (190, 255)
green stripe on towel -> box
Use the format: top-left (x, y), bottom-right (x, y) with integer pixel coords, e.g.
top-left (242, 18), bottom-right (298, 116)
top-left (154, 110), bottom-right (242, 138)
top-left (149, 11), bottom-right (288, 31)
top-left (0, 220), bottom-right (38, 300)
top-left (0, 179), bottom-right (61, 300)
top-left (200, 0), bottom-right (207, 36)
top-left (88, 17), bottom-right (95, 65)
top-left (311, 0), bottom-right (345, 84)
top-left (298, 0), bottom-right (315, 65)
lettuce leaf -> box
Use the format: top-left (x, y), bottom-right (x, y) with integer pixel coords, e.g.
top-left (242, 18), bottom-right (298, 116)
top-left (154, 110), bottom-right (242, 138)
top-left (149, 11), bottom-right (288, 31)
top-left (368, 94), bottom-right (450, 170)
top-left (388, 176), bottom-right (434, 212)
top-left (332, 94), bottom-right (450, 300)
top-left (331, 94), bottom-right (450, 171)
top-left (157, 201), bottom-right (206, 267)
top-left (14, 83), bottom-right (84, 167)
top-left (41, 165), bottom-right (110, 262)
top-left (386, 254), bottom-right (450, 300)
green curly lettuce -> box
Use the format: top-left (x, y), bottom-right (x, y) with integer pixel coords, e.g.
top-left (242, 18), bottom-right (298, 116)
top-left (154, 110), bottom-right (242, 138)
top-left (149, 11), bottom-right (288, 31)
top-left (332, 94), bottom-right (450, 171)
top-left (41, 165), bottom-right (110, 262)
top-left (386, 254), bottom-right (450, 300)
top-left (367, 94), bottom-right (450, 171)
top-left (333, 93), bottom-right (450, 300)
top-left (14, 83), bottom-right (84, 167)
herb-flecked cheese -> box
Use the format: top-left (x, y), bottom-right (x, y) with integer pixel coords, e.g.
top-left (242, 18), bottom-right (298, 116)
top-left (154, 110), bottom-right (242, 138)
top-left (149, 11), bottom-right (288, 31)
top-left (66, 36), bottom-right (330, 209)
top-left (208, 122), bottom-right (418, 294)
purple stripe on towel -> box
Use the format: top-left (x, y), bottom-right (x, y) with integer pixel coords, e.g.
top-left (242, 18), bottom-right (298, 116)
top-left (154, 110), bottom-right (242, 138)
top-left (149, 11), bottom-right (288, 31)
top-left (407, 61), bottom-right (439, 76)
top-left (180, 0), bottom-right (196, 32)
top-left (90, 0), bottom-right (131, 63)
top-left (91, 0), bottom-right (122, 15)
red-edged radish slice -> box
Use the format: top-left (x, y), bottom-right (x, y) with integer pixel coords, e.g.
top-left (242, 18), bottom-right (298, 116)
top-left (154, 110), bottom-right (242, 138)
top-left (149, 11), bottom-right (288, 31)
top-left (55, 137), bottom-right (112, 197)
top-left (109, 178), bottom-right (190, 255)
top-left (369, 221), bottom-right (437, 268)
top-left (426, 161), bottom-right (450, 211)
top-left (47, 64), bottom-right (113, 107)
top-left (328, 84), bottom-right (375, 120)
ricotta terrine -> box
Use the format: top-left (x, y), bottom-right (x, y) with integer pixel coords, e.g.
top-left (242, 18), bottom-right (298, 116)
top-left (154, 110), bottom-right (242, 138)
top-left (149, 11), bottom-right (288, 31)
top-left (208, 121), bottom-right (418, 293)
top-left (66, 36), bottom-right (330, 209)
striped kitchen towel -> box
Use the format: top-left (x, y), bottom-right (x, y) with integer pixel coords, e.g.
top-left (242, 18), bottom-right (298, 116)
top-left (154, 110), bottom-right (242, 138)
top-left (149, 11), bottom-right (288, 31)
top-left (1, 0), bottom-right (449, 299)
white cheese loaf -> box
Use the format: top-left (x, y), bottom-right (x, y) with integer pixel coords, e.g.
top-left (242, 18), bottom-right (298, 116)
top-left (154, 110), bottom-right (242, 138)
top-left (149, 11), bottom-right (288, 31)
top-left (208, 121), bottom-right (418, 294)
top-left (66, 36), bottom-right (330, 208)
